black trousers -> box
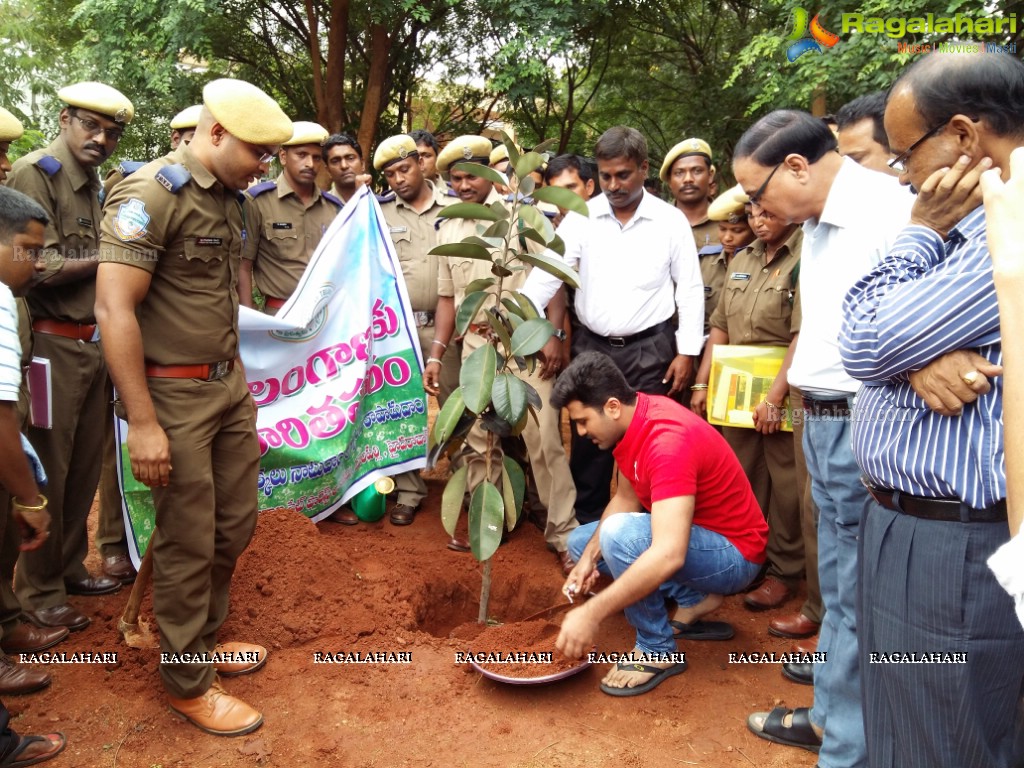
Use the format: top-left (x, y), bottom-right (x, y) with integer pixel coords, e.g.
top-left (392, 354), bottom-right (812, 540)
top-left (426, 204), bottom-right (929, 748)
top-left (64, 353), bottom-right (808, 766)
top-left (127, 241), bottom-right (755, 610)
top-left (569, 322), bottom-right (674, 523)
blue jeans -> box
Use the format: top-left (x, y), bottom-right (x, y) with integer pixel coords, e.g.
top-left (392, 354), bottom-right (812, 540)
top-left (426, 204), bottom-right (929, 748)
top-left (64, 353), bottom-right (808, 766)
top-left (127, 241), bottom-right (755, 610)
top-left (803, 403), bottom-right (869, 768)
top-left (568, 514), bottom-right (761, 655)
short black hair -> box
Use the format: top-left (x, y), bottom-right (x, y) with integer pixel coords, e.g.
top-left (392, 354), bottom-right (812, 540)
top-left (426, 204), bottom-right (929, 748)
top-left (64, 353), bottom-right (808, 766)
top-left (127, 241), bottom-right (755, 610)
top-left (409, 129), bottom-right (439, 154)
top-left (0, 187), bottom-right (49, 243)
top-left (544, 154), bottom-right (595, 187)
top-left (322, 133), bottom-right (362, 162)
top-left (594, 126), bottom-right (648, 166)
top-left (892, 52), bottom-right (1024, 139)
top-left (734, 110), bottom-right (838, 165)
top-left (551, 351), bottom-right (637, 410)
top-left (836, 92), bottom-right (889, 152)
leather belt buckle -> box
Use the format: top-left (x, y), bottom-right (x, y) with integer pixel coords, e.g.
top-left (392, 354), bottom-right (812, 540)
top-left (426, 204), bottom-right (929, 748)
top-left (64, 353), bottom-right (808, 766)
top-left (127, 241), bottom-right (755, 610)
top-left (608, 336), bottom-right (625, 348)
top-left (207, 360), bottom-right (232, 381)
top-left (413, 311), bottom-right (434, 328)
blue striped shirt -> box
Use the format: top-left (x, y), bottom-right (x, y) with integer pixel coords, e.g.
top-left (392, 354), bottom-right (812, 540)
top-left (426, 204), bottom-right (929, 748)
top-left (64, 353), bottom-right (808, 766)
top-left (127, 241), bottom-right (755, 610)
top-left (840, 207), bottom-right (1004, 508)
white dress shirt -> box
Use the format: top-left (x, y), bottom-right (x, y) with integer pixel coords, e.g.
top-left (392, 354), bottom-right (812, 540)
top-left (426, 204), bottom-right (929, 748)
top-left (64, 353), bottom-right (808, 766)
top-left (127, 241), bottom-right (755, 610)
top-left (521, 191), bottom-right (704, 355)
top-left (788, 158), bottom-right (913, 395)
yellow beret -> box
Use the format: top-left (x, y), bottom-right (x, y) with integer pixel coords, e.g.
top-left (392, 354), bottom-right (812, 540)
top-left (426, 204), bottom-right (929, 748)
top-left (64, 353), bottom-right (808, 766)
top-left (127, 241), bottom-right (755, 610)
top-left (170, 105), bottom-right (202, 130)
top-left (708, 184), bottom-right (749, 222)
top-left (202, 78), bottom-right (292, 146)
top-left (489, 144), bottom-right (509, 166)
top-left (57, 81), bottom-right (134, 124)
top-left (373, 134), bottom-right (419, 171)
top-left (284, 121), bottom-right (329, 147)
top-left (659, 137), bottom-right (713, 182)
top-left (437, 135), bottom-right (493, 173)
top-left (0, 106), bottom-right (24, 142)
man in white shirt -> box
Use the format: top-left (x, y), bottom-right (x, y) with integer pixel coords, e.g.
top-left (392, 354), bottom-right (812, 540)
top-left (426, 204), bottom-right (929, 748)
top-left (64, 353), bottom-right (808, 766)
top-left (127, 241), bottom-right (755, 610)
top-left (733, 110), bottom-right (912, 768)
top-left (522, 126), bottom-right (703, 524)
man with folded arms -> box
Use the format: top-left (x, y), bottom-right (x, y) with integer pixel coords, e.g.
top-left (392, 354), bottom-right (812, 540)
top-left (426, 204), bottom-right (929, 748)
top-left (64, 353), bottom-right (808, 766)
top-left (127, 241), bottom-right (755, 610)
top-left (96, 78), bottom-right (293, 736)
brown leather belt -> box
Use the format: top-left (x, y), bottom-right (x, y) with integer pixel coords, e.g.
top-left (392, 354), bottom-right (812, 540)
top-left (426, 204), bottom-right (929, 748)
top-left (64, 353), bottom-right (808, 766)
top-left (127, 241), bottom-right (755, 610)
top-left (580, 319), bottom-right (671, 348)
top-left (145, 360), bottom-right (235, 381)
top-left (32, 318), bottom-right (99, 342)
top-left (862, 479), bottom-right (1007, 523)
top-left (265, 296), bottom-right (286, 310)
top-left (801, 396), bottom-right (850, 417)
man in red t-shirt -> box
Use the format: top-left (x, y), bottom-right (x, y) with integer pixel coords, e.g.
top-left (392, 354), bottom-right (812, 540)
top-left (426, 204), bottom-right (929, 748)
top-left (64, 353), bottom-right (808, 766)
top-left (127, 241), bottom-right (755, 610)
top-left (552, 351), bottom-right (767, 696)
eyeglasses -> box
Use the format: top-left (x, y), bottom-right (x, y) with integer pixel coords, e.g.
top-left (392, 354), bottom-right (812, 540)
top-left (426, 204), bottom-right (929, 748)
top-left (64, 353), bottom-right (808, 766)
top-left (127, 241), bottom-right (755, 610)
top-left (71, 113), bottom-right (123, 142)
top-left (888, 123), bottom-right (945, 173)
top-left (747, 162), bottom-right (782, 206)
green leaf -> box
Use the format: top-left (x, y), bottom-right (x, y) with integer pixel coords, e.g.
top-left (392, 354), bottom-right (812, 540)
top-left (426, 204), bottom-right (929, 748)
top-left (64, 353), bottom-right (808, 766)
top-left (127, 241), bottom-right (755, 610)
top-left (455, 291), bottom-right (491, 336)
top-left (532, 138), bottom-right (557, 156)
top-left (440, 465), bottom-right (467, 537)
top-left (484, 308), bottom-right (513, 357)
top-left (524, 381), bottom-right (542, 411)
top-left (482, 219), bottom-right (510, 239)
top-left (517, 250), bottom-right (581, 289)
top-left (519, 203), bottom-right (555, 244)
top-left (531, 185), bottom-right (590, 218)
top-left (480, 411), bottom-right (514, 437)
top-left (460, 343), bottom-right (497, 414)
top-left (468, 481), bottom-right (504, 561)
top-left (547, 233), bottom-right (566, 257)
top-left (510, 318), bottom-right (554, 357)
top-left (452, 161), bottom-right (508, 188)
top-left (492, 372), bottom-right (528, 427)
top-left (439, 202), bottom-right (504, 222)
top-left (514, 227), bottom-right (547, 249)
top-left (509, 290), bottom-right (539, 320)
top-left (501, 457), bottom-right (526, 532)
top-left (464, 277), bottom-right (496, 295)
top-left (430, 242), bottom-right (494, 260)
top-left (491, 263), bottom-right (513, 278)
top-left (513, 151), bottom-right (546, 180)
top-left (501, 297), bottom-right (525, 320)
top-left (430, 388), bottom-right (466, 449)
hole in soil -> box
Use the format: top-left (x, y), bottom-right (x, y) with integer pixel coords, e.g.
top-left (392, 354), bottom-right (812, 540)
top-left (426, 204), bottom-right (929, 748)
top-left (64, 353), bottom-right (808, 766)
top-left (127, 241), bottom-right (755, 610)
top-left (414, 569), bottom-right (562, 640)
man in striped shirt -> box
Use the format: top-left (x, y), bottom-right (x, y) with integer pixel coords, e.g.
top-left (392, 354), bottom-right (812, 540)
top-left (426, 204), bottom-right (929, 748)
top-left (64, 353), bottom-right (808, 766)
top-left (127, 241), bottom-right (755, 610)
top-left (841, 54), bottom-right (1024, 768)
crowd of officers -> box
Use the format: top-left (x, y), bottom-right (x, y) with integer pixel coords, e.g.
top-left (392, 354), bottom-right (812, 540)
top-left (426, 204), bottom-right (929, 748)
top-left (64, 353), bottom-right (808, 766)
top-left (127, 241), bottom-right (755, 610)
top-left (0, 72), bottom-right (904, 749)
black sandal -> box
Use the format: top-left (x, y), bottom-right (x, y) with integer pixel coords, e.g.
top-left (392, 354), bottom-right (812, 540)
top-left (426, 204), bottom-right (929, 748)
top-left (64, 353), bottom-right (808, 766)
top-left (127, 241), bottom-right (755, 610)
top-left (0, 732), bottom-right (66, 767)
top-left (747, 706), bottom-right (821, 753)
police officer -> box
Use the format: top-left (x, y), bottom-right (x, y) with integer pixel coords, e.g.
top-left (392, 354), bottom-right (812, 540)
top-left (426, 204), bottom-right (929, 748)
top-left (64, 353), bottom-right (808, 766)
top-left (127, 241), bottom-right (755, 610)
top-left (372, 134), bottom-right (459, 526)
top-left (96, 78), bottom-right (293, 736)
top-left (660, 138), bottom-right (723, 333)
top-left (691, 189), bottom-right (804, 613)
top-left (323, 133), bottom-right (370, 205)
top-left (0, 108), bottom-right (22, 186)
top-left (7, 82), bottom-right (134, 631)
top-left (409, 129), bottom-right (442, 185)
top-left (240, 121), bottom-right (341, 313)
top-left (170, 105), bottom-right (201, 150)
top-left (426, 135), bottom-right (578, 570)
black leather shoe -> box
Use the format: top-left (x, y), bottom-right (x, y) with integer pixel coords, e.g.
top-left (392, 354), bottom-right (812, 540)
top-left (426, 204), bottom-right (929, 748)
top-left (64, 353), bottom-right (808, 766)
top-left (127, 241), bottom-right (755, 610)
top-left (64, 575), bottom-right (121, 596)
top-left (782, 661), bottom-right (814, 686)
top-left (103, 553), bottom-right (138, 584)
top-left (25, 604), bottom-right (90, 632)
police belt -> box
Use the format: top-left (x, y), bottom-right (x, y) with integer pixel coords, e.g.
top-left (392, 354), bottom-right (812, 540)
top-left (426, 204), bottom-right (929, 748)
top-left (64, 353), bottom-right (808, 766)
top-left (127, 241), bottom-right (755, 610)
top-left (145, 360), bottom-right (235, 382)
top-left (413, 311), bottom-right (435, 328)
top-left (800, 395), bottom-right (850, 417)
top-left (265, 296), bottom-right (287, 310)
top-left (862, 478), bottom-right (1007, 523)
top-left (579, 319), bottom-right (672, 348)
top-left (32, 319), bottom-right (100, 343)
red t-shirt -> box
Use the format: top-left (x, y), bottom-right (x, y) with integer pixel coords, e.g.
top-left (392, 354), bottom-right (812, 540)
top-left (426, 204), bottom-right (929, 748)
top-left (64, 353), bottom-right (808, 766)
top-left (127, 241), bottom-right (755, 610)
top-left (612, 393), bottom-right (767, 564)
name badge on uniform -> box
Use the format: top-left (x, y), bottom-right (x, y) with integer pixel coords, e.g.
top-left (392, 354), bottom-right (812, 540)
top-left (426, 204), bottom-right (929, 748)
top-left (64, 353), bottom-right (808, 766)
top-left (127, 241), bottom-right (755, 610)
top-left (195, 237), bottom-right (223, 247)
top-left (272, 222), bottom-right (293, 230)
top-left (389, 226), bottom-right (408, 234)
top-left (730, 272), bottom-right (751, 281)
top-left (703, 285), bottom-right (712, 294)
top-left (77, 217), bottom-right (92, 228)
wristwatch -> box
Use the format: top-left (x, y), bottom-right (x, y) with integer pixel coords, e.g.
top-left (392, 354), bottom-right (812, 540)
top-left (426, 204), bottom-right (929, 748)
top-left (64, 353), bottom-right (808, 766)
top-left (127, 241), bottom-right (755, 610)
top-left (552, 328), bottom-right (567, 341)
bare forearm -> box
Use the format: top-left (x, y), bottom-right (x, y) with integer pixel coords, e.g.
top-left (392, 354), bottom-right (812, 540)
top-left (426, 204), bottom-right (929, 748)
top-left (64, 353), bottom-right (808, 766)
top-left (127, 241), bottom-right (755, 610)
top-left (238, 260), bottom-right (255, 308)
top-left (0, 404), bottom-right (41, 502)
top-left (98, 311), bottom-right (159, 428)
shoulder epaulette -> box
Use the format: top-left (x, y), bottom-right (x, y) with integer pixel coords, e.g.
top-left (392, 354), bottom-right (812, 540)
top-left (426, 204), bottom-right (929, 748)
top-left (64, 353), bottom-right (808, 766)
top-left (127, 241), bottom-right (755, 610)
top-left (322, 191), bottom-right (343, 208)
top-left (118, 160), bottom-right (146, 178)
top-left (35, 155), bottom-right (61, 177)
top-left (445, 187), bottom-right (460, 198)
top-left (698, 244), bottom-right (724, 256)
top-left (542, 208), bottom-right (556, 220)
top-left (247, 180), bottom-right (276, 198)
top-left (154, 163), bottom-right (192, 194)
top-left (376, 191), bottom-right (396, 204)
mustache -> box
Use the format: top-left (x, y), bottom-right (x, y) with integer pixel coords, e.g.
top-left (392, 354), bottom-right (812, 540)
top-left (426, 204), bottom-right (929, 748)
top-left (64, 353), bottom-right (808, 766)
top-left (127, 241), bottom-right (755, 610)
top-left (84, 142), bottom-right (107, 156)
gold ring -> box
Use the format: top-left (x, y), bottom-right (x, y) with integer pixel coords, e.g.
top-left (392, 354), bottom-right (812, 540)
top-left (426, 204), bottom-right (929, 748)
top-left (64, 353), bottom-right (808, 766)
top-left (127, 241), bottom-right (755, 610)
top-left (961, 370), bottom-right (979, 386)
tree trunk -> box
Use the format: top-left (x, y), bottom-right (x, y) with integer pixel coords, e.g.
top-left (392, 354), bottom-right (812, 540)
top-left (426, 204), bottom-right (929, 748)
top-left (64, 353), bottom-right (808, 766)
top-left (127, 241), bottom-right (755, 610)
top-left (324, 0), bottom-right (350, 132)
top-left (303, 0), bottom-right (326, 127)
top-left (357, 23), bottom-right (390, 156)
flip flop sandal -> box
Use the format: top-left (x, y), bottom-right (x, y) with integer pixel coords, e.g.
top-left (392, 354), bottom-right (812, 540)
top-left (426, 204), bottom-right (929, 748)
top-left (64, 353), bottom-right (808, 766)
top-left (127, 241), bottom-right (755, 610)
top-left (669, 619), bottom-right (735, 641)
top-left (0, 732), bottom-right (66, 767)
top-left (747, 706), bottom-right (821, 753)
top-left (599, 660), bottom-right (688, 697)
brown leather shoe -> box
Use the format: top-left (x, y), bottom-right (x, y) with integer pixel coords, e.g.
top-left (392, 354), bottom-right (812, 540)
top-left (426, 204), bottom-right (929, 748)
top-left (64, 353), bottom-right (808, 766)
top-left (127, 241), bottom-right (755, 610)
top-left (768, 612), bottom-right (820, 639)
top-left (1, 622), bottom-right (69, 654)
top-left (389, 503), bottom-right (418, 526)
top-left (557, 550), bottom-right (574, 575)
top-left (25, 604), bottom-right (90, 632)
top-left (64, 574), bottom-right (121, 596)
top-left (103, 553), bottom-right (138, 584)
top-left (743, 576), bottom-right (793, 611)
top-left (326, 507), bottom-right (359, 525)
top-left (213, 642), bottom-right (268, 677)
top-left (168, 680), bottom-right (263, 736)
top-left (0, 656), bottom-right (50, 695)
top-left (446, 536), bottom-right (470, 553)
top-left (793, 636), bottom-right (818, 655)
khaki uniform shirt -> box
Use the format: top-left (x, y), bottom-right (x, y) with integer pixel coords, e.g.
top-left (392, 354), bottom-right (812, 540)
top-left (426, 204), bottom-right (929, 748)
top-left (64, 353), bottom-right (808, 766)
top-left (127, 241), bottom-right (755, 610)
top-left (99, 143), bottom-right (242, 365)
top-left (692, 216), bottom-right (724, 334)
top-left (7, 136), bottom-right (100, 323)
top-left (379, 181), bottom-right (453, 313)
top-left (709, 227), bottom-right (803, 346)
top-left (242, 174), bottom-right (341, 301)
